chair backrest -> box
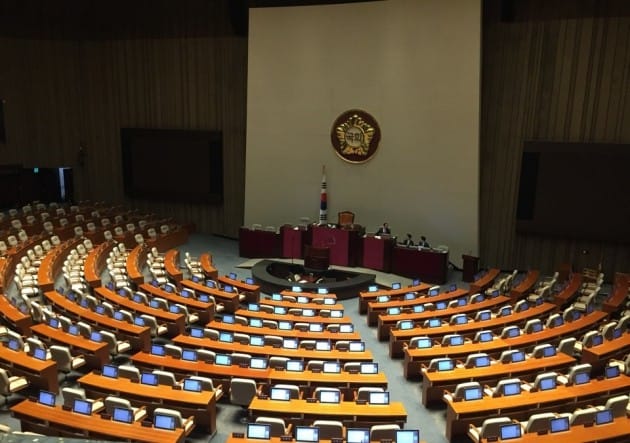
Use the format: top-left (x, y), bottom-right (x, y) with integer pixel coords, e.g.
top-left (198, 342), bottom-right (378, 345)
top-left (478, 417), bottom-right (512, 439)
top-left (356, 387), bottom-right (384, 401)
top-left (118, 365), bottom-right (141, 382)
top-left (105, 395), bottom-right (132, 415)
top-left (605, 394), bottom-right (629, 418)
top-left (152, 369), bottom-right (177, 386)
top-left (312, 420), bottom-right (343, 439)
top-left (273, 384), bottom-right (300, 400)
top-left (255, 416), bottom-right (287, 437)
top-left (49, 345), bottom-right (72, 371)
top-left (230, 378), bottom-right (258, 406)
top-left (570, 407), bottom-right (598, 426)
top-left (369, 424), bottom-right (400, 442)
top-left (524, 412), bottom-right (556, 434)
top-left (62, 387), bottom-right (86, 408)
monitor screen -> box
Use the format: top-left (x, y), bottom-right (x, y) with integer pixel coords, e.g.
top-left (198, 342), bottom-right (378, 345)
top-left (428, 289), bottom-right (439, 296)
top-left (286, 360), bottom-right (304, 372)
top-left (450, 335), bottom-right (464, 346)
top-left (404, 293), bottom-right (416, 300)
top-left (297, 296), bottom-right (309, 303)
top-left (315, 341), bottom-right (331, 351)
top-left (7, 339), bottom-right (20, 351)
top-left (134, 317), bottom-right (145, 326)
top-left (154, 414), bottom-right (176, 430)
top-left (309, 323), bottom-right (324, 332)
top-left (530, 322), bottom-right (543, 333)
top-left (428, 319), bottom-right (441, 328)
top-left (296, 426), bottom-right (319, 443)
top-left (182, 378), bottom-right (202, 392)
top-left (229, 272), bottom-right (237, 280)
top-left (132, 294), bottom-right (144, 303)
top-left (169, 305), bottom-right (180, 314)
top-left (250, 357), bottom-right (268, 369)
top-left (112, 406), bottom-right (133, 424)
top-left (102, 364), bottom-right (118, 378)
top-left (349, 342), bottom-right (365, 352)
top-left (224, 285), bottom-right (234, 293)
top-left (478, 311), bottom-right (491, 321)
top-left (272, 293), bottom-right (282, 301)
top-left (360, 362), bottom-right (378, 374)
top-left (283, 338), bottom-right (298, 349)
top-left (368, 391), bottom-right (389, 405)
top-left (392, 283), bottom-right (401, 290)
top-left (278, 321), bottom-right (292, 330)
top-left (247, 423), bottom-right (271, 440)
top-left (150, 300), bottom-right (160, 309)
top-left (181, 289), bottom-right (193, 298)
top-left (590, 334), bottom-right (603, 347)
top-left (416, 338), bottom-right (432, 349)
top-left (478, 332), bottom-right (493, 343)
top-left (346, 428), bottom-right (370, 443)
top-left (302, 309), bottom-right (316, 317)
top-left (511, 351), bottom-right (526, 362)
top-left (549, 416), bottom-right (569, 433)
top-left (68, 324), bottom-right (80, 336)
top-left (464, 387), bottom-right (482, 401)
top-left (499, 423), bottom-right (521, 440)
top-left (182, 349), bottom-right (197, 361)
top-left (574, 372), bottom-right (590, 385)
top-left (114, 312), bottom-right (124, 321)
top-left (73, 398), bottom-right (92, 415)
top-left (90, 331), bottom-right (102, 342)
top-left (323, 362), bottom-right (341, 373)
top-left (215, 354), bottom-right (231, 366)
top-left (476, 356), bottom-right (491, 367)
top-left (318, 288), bottom-right (329, 294)
top-left (368, 285), bottom-right (378, 292)
top-left (319, 390), bottom-right (340, 403)
top-left (595, 409), bottom-right (613, 425)
top-left (543, 346), bottom-right (556, 357)
top-left (411, 305), bottom-right (424, 314)
top-left (437, 359), bottom-right (453, 371)
top-left (250, 336), bottom-right (265, 347)
top-left (500, 307), bottom-right (511, 316)
top-left (412, 278), bottom-right (421, 286)
top-left (387, 307), bottom-right (401, 315)
top-left (48, 318), bottom-right (60, 329)
top-left (222, 314), bottom-right (234, 324)
top-left (95, 305), bottom-right (106, 315)
top-left (38, 390), bottom-right (56, 406)
top-left (270, 388), bottom-right (291, 401)
top-left (80, 299), bottom-right (89, 309)
top-left (274, 307), bottom-right (287, 315)
top-left (219, 332), bottom-right (233, 343)
top-left (140, 372), bottom-right (158, 386)
top-left (435, 302), bottom-right (447, 310)
top-left (192, 275), bottom-right (201, 282)
top-left (539, 377), bottom-right (556, 391)
top-left (323, 298), bottom-right (335, 305)
top-left (249, 318), bottom-right (263, 328)
top-left (450, 283), bottom-right (457, 291)
top-left (339, 324), bottom-right (354, 333)
top-left (291, 286), bottom-right (302, 292)
top-left (502, 382), bottom-right (520, 396)
top-left (457, 298), bottom-right (467, 306)
top-left (198, 294), bottom-right (210, 303)
top-left (605, 365), bottom-right (620, 378)
top-left (33, 347), bottom-right (47, 360)
top-left (505, 327), bottom-right (520, 338)
top-left (190, 327), bottom-right (204, 338)
top-left (151, 344), bottom-right (166, 356)
top-left (246, 277), bottom-right (255, 285)
top-left (248, 303), bottom-right (259, 311)
top-left (395, 430), bottom-right (419, 443)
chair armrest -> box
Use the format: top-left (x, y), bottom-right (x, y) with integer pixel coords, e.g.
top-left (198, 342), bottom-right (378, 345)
top-left (286, 423), bottom-right (293, 435)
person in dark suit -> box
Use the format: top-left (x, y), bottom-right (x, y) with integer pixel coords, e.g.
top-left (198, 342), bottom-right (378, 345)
top-left (375, 222), bottom-right (391, 236)
top-left (418, 235), bottom-right (430, 248)
top-left (401, 233), bottom-right (414, 247)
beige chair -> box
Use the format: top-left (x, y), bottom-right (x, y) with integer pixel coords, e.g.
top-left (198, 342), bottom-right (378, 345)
top-left (369, 424), bottom-right (400, 442)
top-left (104, 395), bottom-right (147, 421)
top-left (312, 420), bottom-right (343, 439)
top-left (61, 386), bottom-right (104, 413)
top-left (255, 416), bottom-right (292, 437)
top-left (153, 407), bottom-right (195, 435)
top-left (0, 368), bottom-right (29, 408)
top-left (187, 375), bottom-right (223, 399)
top-left (468, 417), bottom-right (512, 442)
top-left (49, 345), bottom-right (86, 380)
top-left (117, 365), bottom-right (141, 382)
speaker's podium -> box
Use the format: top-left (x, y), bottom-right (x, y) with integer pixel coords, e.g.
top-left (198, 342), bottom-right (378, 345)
top-left (311, 225), bottom-right (362, 267)
top-left (462, 254), bottom-right (479, 282)
top-left (304, 245), bottom-right (330, 272)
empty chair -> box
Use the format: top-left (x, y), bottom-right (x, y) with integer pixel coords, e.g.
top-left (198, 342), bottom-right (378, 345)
top-left (369, 424), bottom-right (400, 442)
top-left (596, 394), bottom-right (629, 418)
top-left (306, 360), bottom-right (324, 372)
top-left (314, 386), bottom-right (341, 401)
top-left (134, 233), bottom-right (144, 245)
top-left (356, 386), bottom-right (384, 401)
top-left (61, 386), bottom-right (104, 412)
top-left (230, 378), bottom-right (259, 422)
top-left (118, 364), bottom-right (141, 382)
top-left (268, 356), bottom-right (290, 370)
top-left (203, 328), bottom-right (220, 340)
top-left (231, 353), bottom-right (252, 367)
top-left (557, 337), bottom-right (577, 356)
top-left (140, 314), bottom-right (168, 337)
top-left (0, 368), bottom-right (29, 407)
top-left (152, 369), bottom-right (177, 386)
top-left (255, 416), bottom-right (292, 437)
top-left (468, 417), bottom-right (512, 441)
top-left (524, 412), bottom-right (557, 434)
top-left (196, 349), bottom-right (216, 363)
top-left (312, 420), bottom-right (343, 439)
top-left (559, 363), bottom-right (592, 385)
top-left (147, 228), bottom-right (158, 239)
top-left (99, 330), bottom-right (131, 356)
top-left (187, 375), bottom-right (223, 399)
top-left (264, 335), bottom-right (284, 348)
top-left (49, 345), bottom-right (86, 379)
top-left (164, 344), bottom-right (182, 359)
top-left (570, 406), bottom-right (598, 426)
top-left (126, 223), bottom-right (136, 233)
top-left (104, 395), bottom-right (147, 422)
top-left (299, 340), bottom-right (316, 350)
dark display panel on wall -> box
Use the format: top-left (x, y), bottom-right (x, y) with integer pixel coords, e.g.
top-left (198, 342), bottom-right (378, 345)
top-left (121, 128), bottom-right (223, 204)
top-left (516, 141), bottom-right (630, 242)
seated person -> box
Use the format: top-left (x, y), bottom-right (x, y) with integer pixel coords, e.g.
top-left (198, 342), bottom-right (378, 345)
top-left (401, 234), bottom-right (414, 247)
top-left (417, 236), bottom-right (430, 248)
top-left (376, 222), bottom-right (391, 236)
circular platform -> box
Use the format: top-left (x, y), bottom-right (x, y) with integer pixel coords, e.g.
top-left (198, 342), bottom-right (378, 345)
top-left (251, 260), bottom-right (376, 300)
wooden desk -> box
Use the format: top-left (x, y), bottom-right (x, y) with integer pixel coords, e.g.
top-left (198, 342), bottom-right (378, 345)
top-left (603, 274), bottom-right (628, 314)
top-left (126, 244), bottom-right (147, 285)
top-left (267, 368), bottom-right (388, 392)
top-left (391, 246), bottom-right (449, 284)
top-left (279, 290), bottom-right (338, 301)
top-left (478, 417), bottom-right (630, 443)
top-left (469, 268), bottom-right (500, 294)
top-left (248, 397), bottom-right (407, 428)
top-left (509, 269), bottom-right (540, 302)
top-left (0, 344), bottom-right (59, 393)
top-left (581, 332), bottom-right (630, 374)
top-left (551, 272), bottom-right (582, 307)
top-left (421, 353), bottom-right (576, 406)
top-left (95, 286), bottom-right (186, 337)
top-left (140, 283), bottom-right (215, 324)
top-left (181, 279), bottom-right (241, 313)
top-left (173, 335), bottom-right (374, 362)
top-left (0, 294), bottom-right (32, 336)
top-left (200, 252), bottom-right (218, 279)
top-left (84, 241), bottom-right (116, 288)
top-left (311, 225), bottom-right (363, 267)
top-left (227, 436), bottom-right (427, 443)
top-left (79, 371), bottom-right (216, 434)
top-left (261, 298), bottom-right (345, 313)
top-left (233, 309), bottom-right (352, 325)
top-left (11, 399), bottom-right (185, 443)
top-left (402, 311), bottom-right (608, 379)
top-left (239, 227), bottom-right (282, 258)
top-left (164, 249), bottom-right (183, 283)
top-left (280, 225), bottom-right (309, 259)
top-left (205, 320), bottom-right (361, 341)
top-left (43, 290), bottom-right (151, 352)
top-left (390, 301), bottom-right (557, 358)
top-left (218, 275), bottom-right (261, 302)
top-left (37, 237), bottom-right (83, 292)
top-left (31, 323), bottom-right (110, 370)
top-left (362, 235), bottom-right (395, 272)
top-left (359, 283), bottom-right (432, 315)
top-left (444, 374), bottom-right (630, 441)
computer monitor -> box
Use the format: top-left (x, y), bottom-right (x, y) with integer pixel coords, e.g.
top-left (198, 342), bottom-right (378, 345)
top-left (530, 322), bottom-right (543, 333)
top-left (501, 382), bottom-right (520, 396)
top-left (249, 318), bottom-right (263, 328)
top-left (182, 349), bottom-right (197, 361)
top-left (149, 300), bottom-right (160, 309)
top-left (428, 319), bottom-right (441, 328)
top-left (302, 309), bottom-right (316, 317)
top-left (349, 342), bottom-right (365, 352)
top-left (68, 324), bottom-right (80, 336)
top-left (80, 299), bottom-right (89, 309)
top-left (435, 301), bottom-right (447, 310)
top-left (295, 426), bottom-right (319, 443)
top-left (169, 305), bottom-right (181, 314)
top-left (140, 372), bottom-right (158, 386)
top-left (612, 327), bottom-right (623, 339)
top-left (368, 285), bottom-right (378, 292)
top-left (464, 387), bottom-right (482, 401)
top-left (192, 275), bottom-right (201, 283)
top-left (180, 289), bottom-right (193, 298)
top-left (387, 307), bottom-right (401, 315)
top-left (114, 311), bottom-right (125, 321)
top-left (182, 378), bottom-right (202, 392)
top-left (250, 357), bottom-right (268, 369)
top-left (250, 336), bottom-right (265, 347)
top-left (391, 283), bottom-right (401, 290)
top-left (95, 305), bottom-right (106, 315)
top-left (248, 303), bottom-right (259, 312)
top-left (154, 414), bottom-right (176, 430)
top-left (499, 306), bottom-right (512, 316)
top-left (549, 416), bottom-right (569, 433)
top-left (605, 365), bottom-right (620, 378)
top-left (247, 423), bottom-right (271, 440)
top-left (219, 332), bottom-right (233, 343)
top-left (368, 391), bottom-right (389, 405)
top-left (73, 398), bottom-right (92, 415)
top-left (297, 296), bottom-right (309, 304)
top-left (477, 331), bottom-right (493, 343)
top-left (416, 338), bottom-right (432, 348)
top-left (428, 288), bottom-right (439, 296)
top-left (590, 334), bottom-right (604, 347)
top-left (543, 346), bottom-right (556, 357)
top-left (102, 364), bottom-right (118, 378)
top-left (453, 315), bottom-right (467, 325)
top-left (274, 307), bottom-right (287, 315)
top-left (198, 294), bottom-right (210, 303)
top-left (272, 293), bottom-right (282, 301)
top-left (499, 423), bottom-right (521, 440)
top-left (278, 321), bottom-right (293, 330)
top-left (224, 285), bottom-right (234, 293)
top-left (270, 387), bottom-right (291, 401)
top-left (339, 324), bottom-right (354, 333)
top-left (511, 350), bottom-right (526, 362)
top-left (413, 305), bottom-right (425, 313)
top-left (323, 298), bottom-right (335, 305)
top-left (112, 406), bottom-right (133, 423)
top-left (456, 298), bottom-right (467, 306)
top-left (215, 354), bottom-right (232, 366)
top-left (323, 362), bottom-right (341, 373)
top-left (222, 314), bottom-right (235, 324)
top-left (346, 428), bottom-right (370, 443)
top-left (283, 338), bottom-right (298, 349)
top-left (505, 326), bottom-right (520, 338)
top-left (450, 335), bottom-right (464, 346)
top-left (132, 294), bottom-right (143, 303)
top-left (90, 331), bottom-right (102, 342)
top-left (319, 390), bottom-right (340, 403)
top-left (134, 317), bottom-right (145, 326)
top-left (206, 280), bottom-right (216, 288)
top-left (395, 429), bottom-right (419, 443)
top-left (151, 344), bottom-right (166, 356)
top-left (190, 327), bottom-right (204, 338)
top-left (7, 339), bottom-right (20, 351)
top-left (437, 359), bottom-right (454, 371)
top-left (360, 362), bottom-right (378, 374)
top-left (539, 376), bottom-right (556, 391)
top-left (477, 310), bottom-right (491, 321)
top-left (404, 293), bottom-right (416, 300)
top-left (33, 347), bottom-right (47, 360)
top-left (246, 277), bottom-right (255, 285)
top-left (475, 355), bottom-right (491, 367)
top-left (574, 371), bottom-right (590, 385)
top-left (38, 390), bottom-right (56, 406)
top-left (449, 283), bottom-right (458, 292)
top-left (286, 360), bottom-right (304, 372)
top-left (48, 317), bottom-right (60, 329)
top-left (595, 409), bottom-right (613, 425)
top-left (309, 323), bottom-right (324, 332)
top-left (317, 288), bottom-right (328, 294)
top-left (315, 341), bottom-right (331, 351)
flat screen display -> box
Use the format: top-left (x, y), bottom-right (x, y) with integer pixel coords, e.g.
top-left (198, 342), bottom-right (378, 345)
top-left (549, 416), bottom-right (569, 433)
top-left (322, 362), bottom-right (341, 373)
top-left (102, 364), bottom-right (118, 378)
top-left (395, 430), bottom-right (419, 443)
top-left (182, 378), bottom-right (202, 392)
top-left (250, 357), bottom-right (268, 369)
top-left (437, 359), bottom-right (453, 371)
top-left (112, 407), bottom-right (133, 423)
top-left (286, 360), bottom-right (304, 372)
top-left (499, 423), bottom-right (521, 440)
top-left (349, 342), bottom-right (365, 352)
top-left (319, 390), bottom-right (340, 403)
top-left (182, 349), bottom-right (197, 361)
top-left (215, 354), bottom-right (231, 366)
top-left (360, 362), bottom-right (378, 374)
top-left (605, 365), bottom-right (620, 378)
top-left (247, 423), bottom-right (271, 440)
top-left (346, 428), bottom-right (370, 443)
top-left (368, 391), bottom-right (389, 405)
top-left (295, 426), bottom-right (319, 443)
top-left (140, 372), bottom-right (158, 386)
top-left (270, 388), bottom-right (291, 401)
top-left (502, 382), bottom-right (520, 396)
top-left (595, 409), bottom-right (613, 425)
top-left (33, 347), bottom-right (47, 360)
top-left (153, 414), bottom-right (176, 430)
top-left (464, 387), bottom-right (482, 401)
top-left (539, 377), bottom-right (556, 391)
top-left (190, 327), bottom-right (204, 338)
top-left (73, 398), bottom-right (92, 415)
top-left (151, 344), bottom-right (166, 356)
top-left (339, 324), bottom-right (353, 333)
top-left (38, 390), bottom-right (56, 406)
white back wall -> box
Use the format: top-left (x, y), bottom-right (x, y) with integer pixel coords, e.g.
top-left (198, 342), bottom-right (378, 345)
top-left (245, 0), bottom-right (481, 266)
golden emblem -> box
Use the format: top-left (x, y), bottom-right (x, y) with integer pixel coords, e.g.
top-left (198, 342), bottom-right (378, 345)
top-left (331, 109), bottom-right (381, 163)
